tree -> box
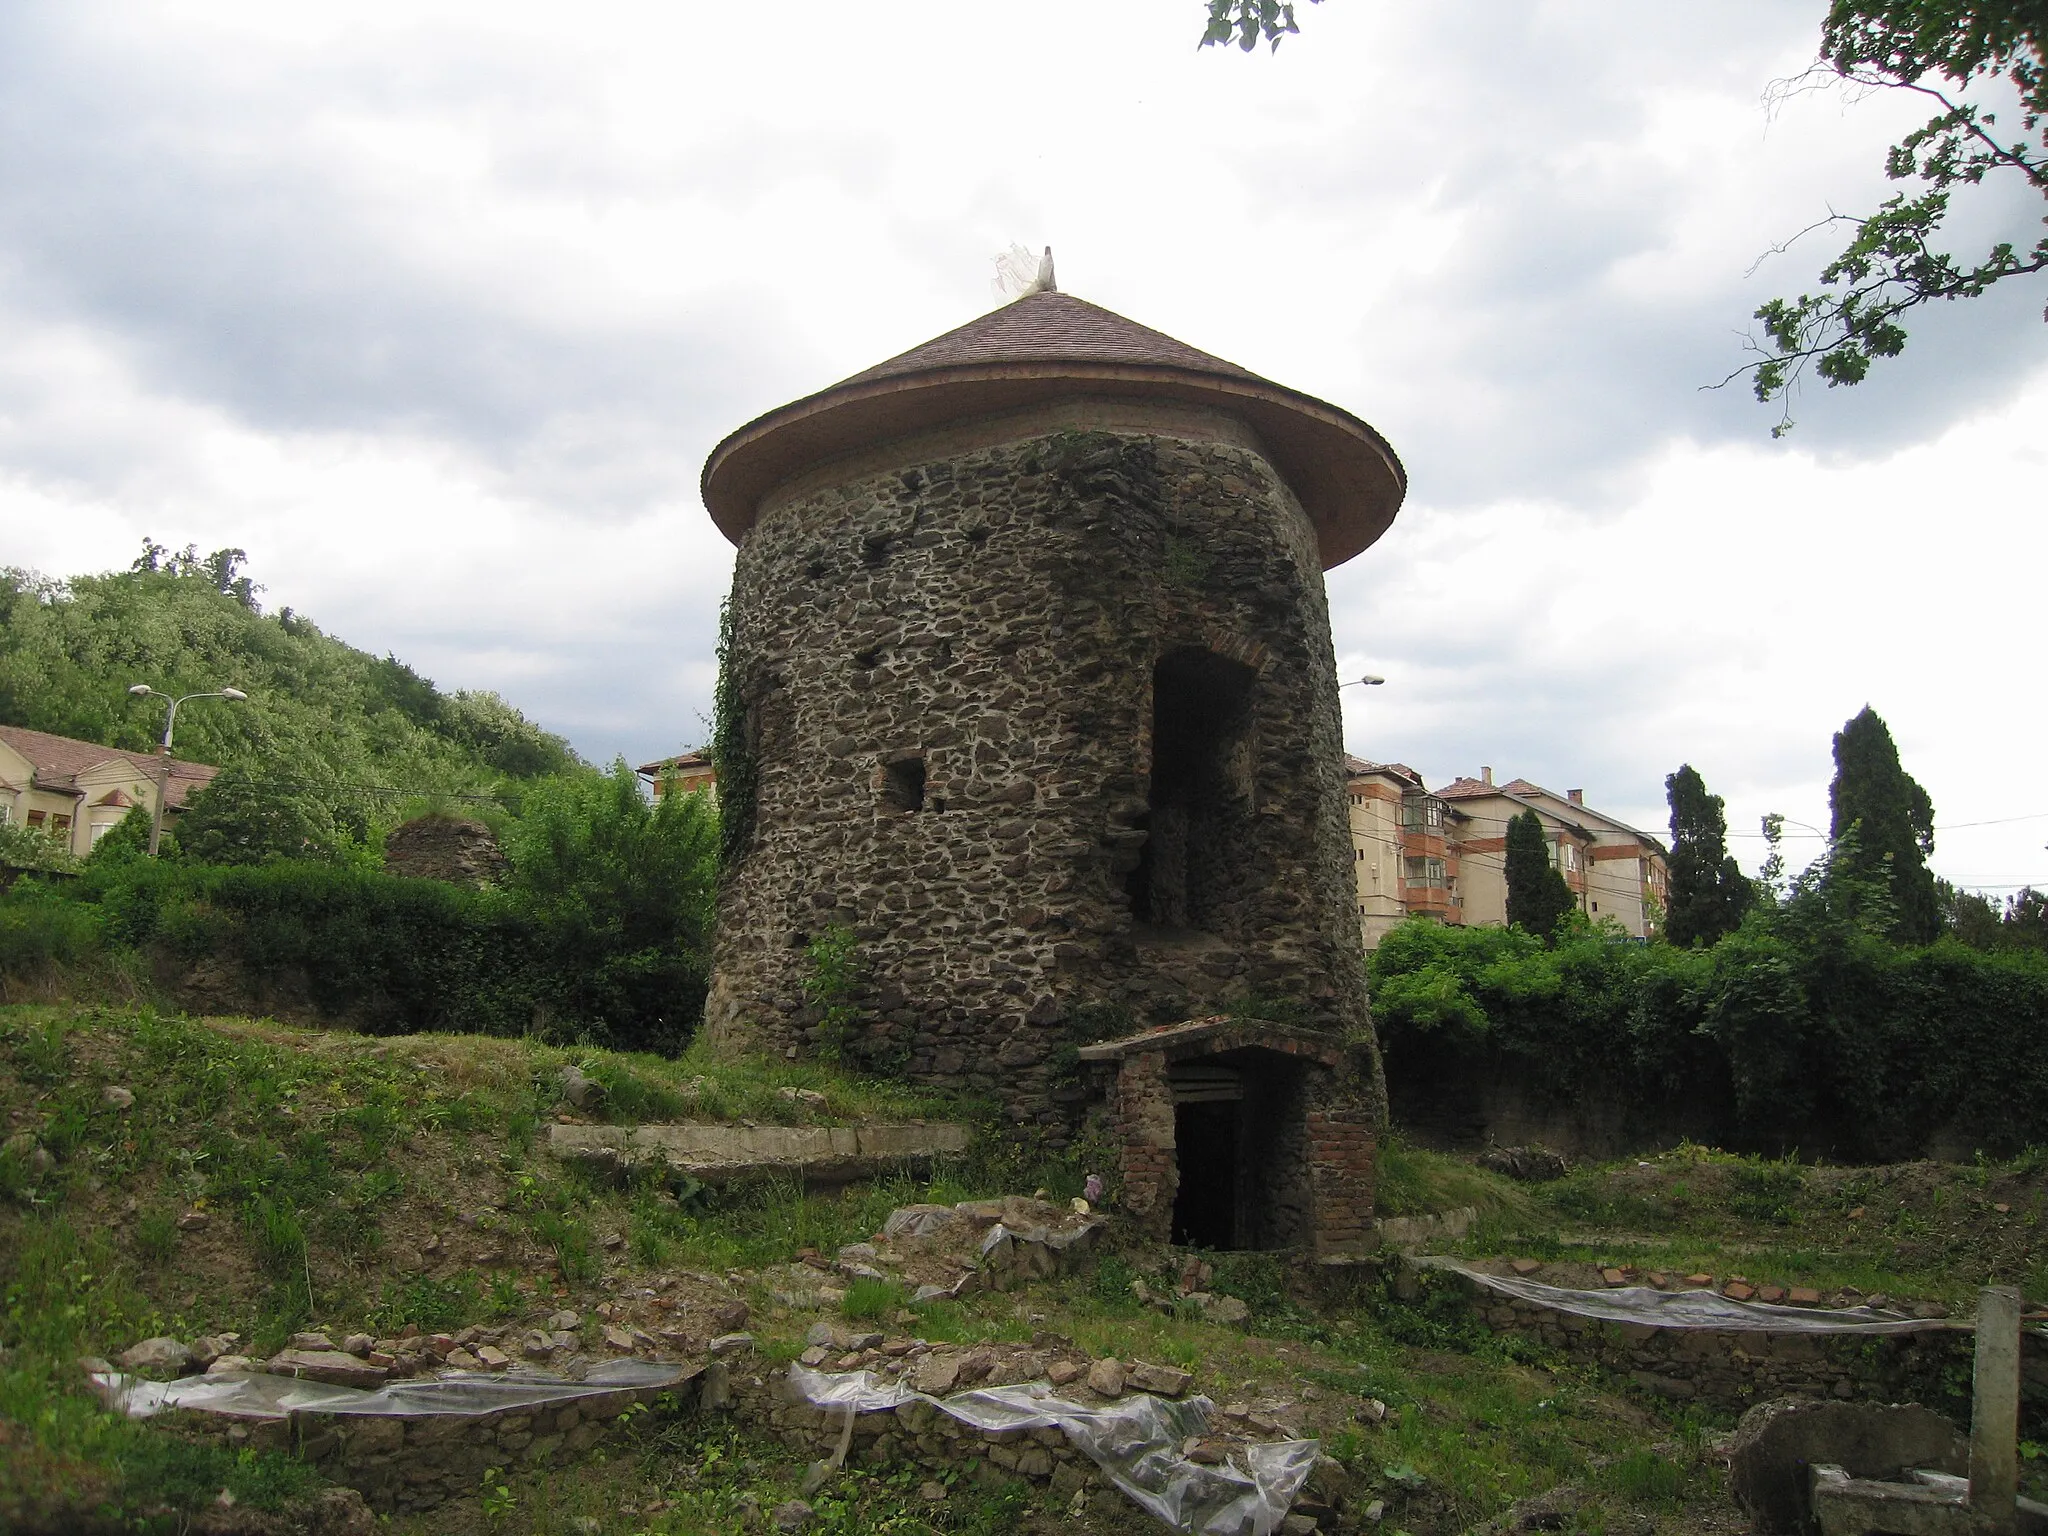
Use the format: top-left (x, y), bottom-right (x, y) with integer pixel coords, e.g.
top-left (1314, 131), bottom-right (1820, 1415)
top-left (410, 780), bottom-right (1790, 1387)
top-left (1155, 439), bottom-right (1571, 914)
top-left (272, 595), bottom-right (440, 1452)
top-left (1200, 0), bottom-right (1321, 51)
top-left (498, 762), bottom-right (720, 1052)
top-left (1195, 2), bottom-right (2045, 432)
top-left (1729, 1), bottom-right (2046, 429)
top-left (1827, 705), bottom-right (1939, 943)
top-left (175, 764), bottom-right (364, 867)
top-left (1664, 764), bottom-right (1754, 946)
top-left (1504, 808), bottom-right (1575, 943)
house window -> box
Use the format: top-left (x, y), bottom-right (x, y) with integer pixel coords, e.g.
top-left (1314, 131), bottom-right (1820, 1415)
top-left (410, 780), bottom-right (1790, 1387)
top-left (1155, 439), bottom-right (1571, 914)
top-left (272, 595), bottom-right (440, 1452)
top-left (1400, 794), bottom-right (1444, 832)
top-left (26, 810), bottom-right (45, 827)
top-left (1402, 855), bottom-right (1447, 886)
top-left (53, 815), bottom-right (72, 832)
top-left (1127, 646), bottom-right (1257, 932)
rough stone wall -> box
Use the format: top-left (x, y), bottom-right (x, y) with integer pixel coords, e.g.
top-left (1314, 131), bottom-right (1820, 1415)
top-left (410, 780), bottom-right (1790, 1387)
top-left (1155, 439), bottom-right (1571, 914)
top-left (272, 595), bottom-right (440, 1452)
top-left (382, 815), bottom-right (507, 888)
top-left (177, 1372), bottom-right (691, 1513)
top-left (706, 421), bottom-right (1374, 1136)
top-left (1467, 1291), bottom-right (2048, 1425)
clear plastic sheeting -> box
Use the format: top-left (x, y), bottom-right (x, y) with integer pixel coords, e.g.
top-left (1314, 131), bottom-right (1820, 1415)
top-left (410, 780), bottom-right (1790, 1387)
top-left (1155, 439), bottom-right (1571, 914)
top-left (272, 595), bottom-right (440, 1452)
top-left (1421, 1259), bottom-right (1962, 1334)
top-left (789, 1364), bottom-right (1319, 1536)
top-left (91, 1358), bottom-right (695, 1421)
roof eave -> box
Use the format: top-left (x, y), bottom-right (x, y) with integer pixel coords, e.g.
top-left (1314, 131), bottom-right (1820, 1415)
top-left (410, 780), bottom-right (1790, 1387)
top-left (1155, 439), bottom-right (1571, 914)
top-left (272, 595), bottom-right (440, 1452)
top-left (702, 360), bottom-right (1406, 571)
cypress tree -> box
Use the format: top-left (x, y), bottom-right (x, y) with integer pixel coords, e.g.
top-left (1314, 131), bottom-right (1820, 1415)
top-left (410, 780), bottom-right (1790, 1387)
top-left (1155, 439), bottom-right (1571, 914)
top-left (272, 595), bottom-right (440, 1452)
top-left (1505, 808), bottom-right (1574, 942)
top-left (1828, 706), bottom-right (1939, 944)
top-left (1665, 764), bottom-right (1752, 946)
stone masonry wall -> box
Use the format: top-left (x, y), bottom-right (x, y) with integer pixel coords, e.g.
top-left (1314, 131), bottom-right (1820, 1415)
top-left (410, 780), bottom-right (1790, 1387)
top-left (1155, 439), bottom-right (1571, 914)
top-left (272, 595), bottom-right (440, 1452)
top-left (705, 418), bottom-right (1375, 1137)
top-left (1466, 1289), bottom-right (2048, 1426)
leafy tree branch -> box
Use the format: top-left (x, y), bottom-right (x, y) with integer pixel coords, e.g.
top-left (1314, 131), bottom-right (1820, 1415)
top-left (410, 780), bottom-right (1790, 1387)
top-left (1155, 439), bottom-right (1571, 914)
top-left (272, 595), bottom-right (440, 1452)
top-left (1728, 0), bottom-right (2047, 432)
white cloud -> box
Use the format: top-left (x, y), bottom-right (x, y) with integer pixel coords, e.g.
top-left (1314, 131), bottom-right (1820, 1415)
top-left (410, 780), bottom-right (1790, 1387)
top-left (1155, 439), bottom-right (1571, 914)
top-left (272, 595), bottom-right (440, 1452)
top-left (0, 0), bottom-right (2041, 888)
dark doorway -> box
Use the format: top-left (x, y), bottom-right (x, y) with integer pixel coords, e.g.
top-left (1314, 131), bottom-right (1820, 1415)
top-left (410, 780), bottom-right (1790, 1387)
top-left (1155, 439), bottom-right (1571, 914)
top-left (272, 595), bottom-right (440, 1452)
top-left (1128, 648), bottom-right (1256, 930)
top-left (1171, 1100), bottom-right (1240, 1248)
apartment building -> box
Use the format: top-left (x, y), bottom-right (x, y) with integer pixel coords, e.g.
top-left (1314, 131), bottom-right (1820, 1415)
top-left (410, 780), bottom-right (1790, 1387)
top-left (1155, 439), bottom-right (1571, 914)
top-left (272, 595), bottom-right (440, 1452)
top-left (1345, 760), bottom-right (1668, 946)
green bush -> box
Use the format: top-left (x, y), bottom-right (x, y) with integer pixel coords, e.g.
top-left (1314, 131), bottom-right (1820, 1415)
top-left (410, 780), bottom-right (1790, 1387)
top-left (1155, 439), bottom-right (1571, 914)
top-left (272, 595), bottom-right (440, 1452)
top-left (1370, 898), bottom-right (2048, 1158)
top-left (0, 880), bottom-right (100, 982)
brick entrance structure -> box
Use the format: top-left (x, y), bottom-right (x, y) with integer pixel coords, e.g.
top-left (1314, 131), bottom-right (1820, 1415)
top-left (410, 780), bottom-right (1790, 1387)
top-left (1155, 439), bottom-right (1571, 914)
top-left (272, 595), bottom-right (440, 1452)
top-left (1078, 1017), bottom-right (1375, 1257)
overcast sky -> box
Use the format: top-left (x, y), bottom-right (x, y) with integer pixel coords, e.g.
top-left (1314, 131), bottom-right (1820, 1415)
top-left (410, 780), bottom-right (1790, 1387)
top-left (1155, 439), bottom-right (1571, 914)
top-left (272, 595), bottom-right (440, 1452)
top-left (2, 1), bottom-right (2042, 891)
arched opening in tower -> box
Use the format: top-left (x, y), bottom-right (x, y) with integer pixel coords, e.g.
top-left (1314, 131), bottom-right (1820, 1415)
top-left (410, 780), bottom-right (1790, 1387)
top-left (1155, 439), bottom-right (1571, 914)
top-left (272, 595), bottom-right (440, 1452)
top-left (1127, 647), bottom-right (1258, 932)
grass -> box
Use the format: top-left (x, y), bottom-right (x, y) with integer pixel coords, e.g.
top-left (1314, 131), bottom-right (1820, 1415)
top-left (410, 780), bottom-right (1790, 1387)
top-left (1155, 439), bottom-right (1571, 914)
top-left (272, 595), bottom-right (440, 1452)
top-left (0, 1001), bottom-right (1000, 1529)
top-left (6, 1000), bottom-right (2039, 1532)
top-left (1372, 1135), bottom-right (1539, 1222)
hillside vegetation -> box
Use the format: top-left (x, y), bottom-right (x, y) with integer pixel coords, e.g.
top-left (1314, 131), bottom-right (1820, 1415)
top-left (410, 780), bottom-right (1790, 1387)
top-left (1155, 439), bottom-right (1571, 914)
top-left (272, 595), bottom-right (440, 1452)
top-left (0, 545), bottom-right (578, 827)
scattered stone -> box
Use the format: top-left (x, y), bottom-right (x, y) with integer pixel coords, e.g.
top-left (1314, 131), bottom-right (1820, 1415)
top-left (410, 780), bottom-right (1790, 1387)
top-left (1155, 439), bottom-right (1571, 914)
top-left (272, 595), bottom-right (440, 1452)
top-left (603, 1326), bottom-right (635, 1351)
top-left (953, 1349), bottom-right (994, 1386)
top-left (118, 1337), bottom-right (194, 1375)
top-left (799, 1346), bottom-right (831, 1367)
top-left (1645, 1272), bottom-right (1669, 1289)
top-left (1363, 1499), bottom-right (1386, 1523)
top-left (601, 1232), bottom-right (625, 1250)
top-left (1478, 1145), bottom-right (1569, 1182)
top-left (804, 1321), bottom-right (837, 1348)
top-left (291, 1332), bottom-right (337, 1352)
top-left (1756, 1285), bottom-right (1787, 1304)
top-left (1728, 1399), bottom-right (1966, 1534)
top-left (1362, 1398), bottom-right (1388, 1422)
top-left (709, 1332), bottom-right (755, 1356)
top-left (558, 1064), bottom-right (604, 1111)
top-left (713, 1300), bottom-right (750, 1330)
top-left (1600, 1268), bottom-right (1628, 1287)
top-left (189, 1335), bottom-right (231, 1368)
top-left (175, 1210), bottom-right (210, 1231)
top-left (1510, 1259), bottom-right (1544, 1276)
top-left (1198, 1293), bottom-right (1251, 1325)
top-left (445, 1348), bottom-right (482, 1370)
top-left (1086, 1357), bottom-right (1125, 1398)
top-left (1127, 1361), bottom-right (1193, 1397)
top-left (1722, 1282), bottom-right (1756, 1301)
top-left (266, 1350), bottom-right (389, 1389)
top-left (206, 1355), bottom-right (257, 1376)
top-left (102, 1086), bottom-right (135, 1110)
top-left (919, 1481), bottom-right (947, 1502)
top-left (1047, 1360), bottom-right (1082, 1387)
top-left (547, 1310), bottom-right (582, 1332)
top-left (845, 1331), bottom-right (884, 1351)
top-left (779, 1086), bottom-right (828, 1107)
top-left (342, 1333), bottom-right (374, 1357)
top-left (772, 1499), bottom-right (814, 1531)
top-left (522, 1332), bottom-right (555, 1361)
top-left (914, 1354), bottom-right (961, 1395)
top-left (475, 1345), bottom-right (511, 1370)
top-left (1684, 1273), bottom-right (1712, 1287)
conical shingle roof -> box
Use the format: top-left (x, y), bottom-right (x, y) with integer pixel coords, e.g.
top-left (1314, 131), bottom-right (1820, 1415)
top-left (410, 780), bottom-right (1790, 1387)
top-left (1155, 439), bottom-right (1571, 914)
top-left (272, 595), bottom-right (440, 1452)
top-left (837, 292), bottom-right (1264, 388)
top-left (702, 290), bottom-right (1403, 568)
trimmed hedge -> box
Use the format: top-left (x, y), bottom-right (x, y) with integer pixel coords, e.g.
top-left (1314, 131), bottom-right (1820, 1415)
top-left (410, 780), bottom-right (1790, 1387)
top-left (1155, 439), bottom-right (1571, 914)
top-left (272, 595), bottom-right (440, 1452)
top-left (6, 857), bottom-right (708, 1052)
top-left (1370, 915), bottom-right (2048, 1160)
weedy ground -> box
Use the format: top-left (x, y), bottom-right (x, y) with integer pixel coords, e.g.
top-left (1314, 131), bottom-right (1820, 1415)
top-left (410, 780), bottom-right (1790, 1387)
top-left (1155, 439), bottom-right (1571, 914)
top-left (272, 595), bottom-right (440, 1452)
top-left (2, 1001), bottom-right (2042, 1535)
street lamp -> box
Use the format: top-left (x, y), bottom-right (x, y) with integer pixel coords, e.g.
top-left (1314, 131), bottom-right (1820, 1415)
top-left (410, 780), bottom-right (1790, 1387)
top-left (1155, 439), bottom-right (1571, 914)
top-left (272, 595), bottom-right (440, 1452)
top-left (1341, 675), bottom-right (1386, 689)
top-left (128, 684), bottom-right (248, 856)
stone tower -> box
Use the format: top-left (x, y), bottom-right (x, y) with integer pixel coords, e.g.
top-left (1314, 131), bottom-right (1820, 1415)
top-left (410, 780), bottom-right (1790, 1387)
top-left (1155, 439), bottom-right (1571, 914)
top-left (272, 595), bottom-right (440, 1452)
top-left (700, 290), bottom-right (1405, 1136)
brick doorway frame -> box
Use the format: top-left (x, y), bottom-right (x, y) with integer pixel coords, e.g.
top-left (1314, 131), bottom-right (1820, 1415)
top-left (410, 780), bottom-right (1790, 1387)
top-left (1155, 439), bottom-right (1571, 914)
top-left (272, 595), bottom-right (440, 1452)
top-left (1078, 1016), bottom-right (1375, 1259)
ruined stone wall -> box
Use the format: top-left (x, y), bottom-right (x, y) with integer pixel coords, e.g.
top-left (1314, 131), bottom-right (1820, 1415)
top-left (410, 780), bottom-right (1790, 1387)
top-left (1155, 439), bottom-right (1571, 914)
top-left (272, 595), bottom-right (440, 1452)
top-left (705, 414), bottom-right (1374, 1134)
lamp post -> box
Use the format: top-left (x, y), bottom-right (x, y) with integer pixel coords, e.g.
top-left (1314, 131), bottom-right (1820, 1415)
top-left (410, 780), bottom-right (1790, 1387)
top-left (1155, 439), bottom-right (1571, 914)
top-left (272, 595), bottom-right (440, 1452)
top-left (128, 684), bottom-right (247, 856)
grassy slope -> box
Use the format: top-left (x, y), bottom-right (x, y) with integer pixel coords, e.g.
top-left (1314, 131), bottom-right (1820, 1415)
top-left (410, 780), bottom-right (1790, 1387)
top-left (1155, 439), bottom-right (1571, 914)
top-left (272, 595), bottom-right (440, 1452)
top-left (4, 1003), bottom-right (2042, 1535)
